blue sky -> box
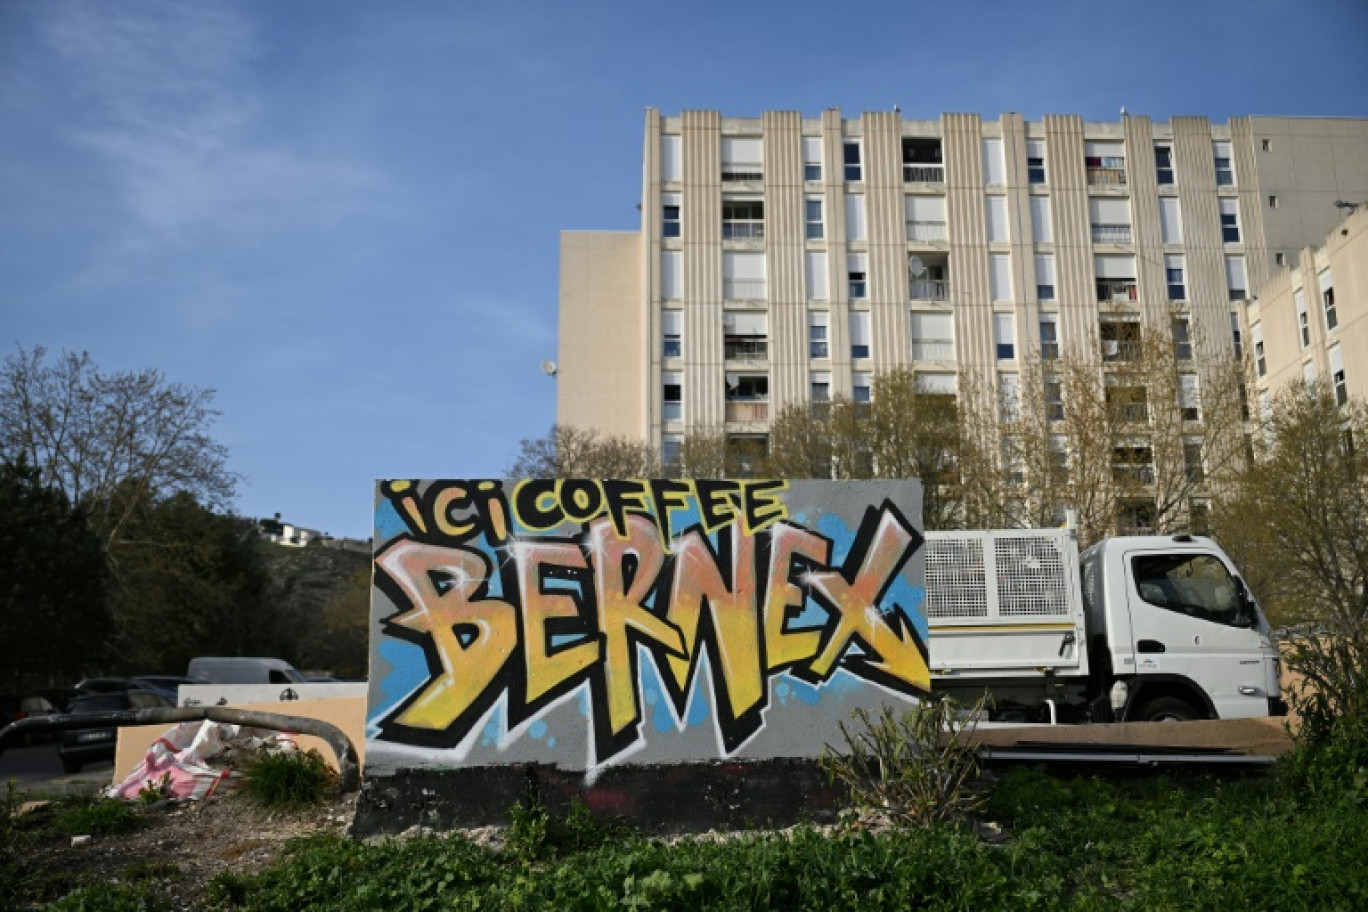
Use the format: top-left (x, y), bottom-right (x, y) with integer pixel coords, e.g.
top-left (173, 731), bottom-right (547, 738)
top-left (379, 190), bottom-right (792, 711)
top-left (2, 0), bottom-right (1365, 540)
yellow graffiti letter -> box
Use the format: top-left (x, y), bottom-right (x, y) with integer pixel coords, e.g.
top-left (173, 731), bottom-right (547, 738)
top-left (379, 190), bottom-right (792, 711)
top-left (763, 523), bottom-right (830, 670)
top-left (512, 540), bottom-right (600, 704)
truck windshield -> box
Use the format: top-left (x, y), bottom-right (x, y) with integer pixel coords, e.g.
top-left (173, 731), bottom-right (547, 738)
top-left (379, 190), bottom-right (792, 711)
top-left (1131, 553), bottom-right (1250, 627)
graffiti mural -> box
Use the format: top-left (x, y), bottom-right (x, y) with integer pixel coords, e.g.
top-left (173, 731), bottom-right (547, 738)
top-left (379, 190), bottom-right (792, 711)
top-left (367, 479), bottom-right (930, 774)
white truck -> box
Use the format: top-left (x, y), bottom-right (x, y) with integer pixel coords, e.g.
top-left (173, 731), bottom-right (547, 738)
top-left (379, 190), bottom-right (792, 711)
top-left (923, 527), bottom-right (1285, 724)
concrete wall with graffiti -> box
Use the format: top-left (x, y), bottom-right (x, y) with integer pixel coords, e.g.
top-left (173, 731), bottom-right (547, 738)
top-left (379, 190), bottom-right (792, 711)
top-left (366, 479), bottom-right (929, 777)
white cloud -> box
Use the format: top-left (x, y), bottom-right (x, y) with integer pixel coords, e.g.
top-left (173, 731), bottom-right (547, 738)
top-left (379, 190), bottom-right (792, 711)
top-left (43, 0), bottom-right (382, 238)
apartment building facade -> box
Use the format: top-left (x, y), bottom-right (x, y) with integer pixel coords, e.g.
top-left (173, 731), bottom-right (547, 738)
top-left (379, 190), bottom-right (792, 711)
top-left (1245, 205), bottom-right (1368, 413)
top-left (558, 110), bottom-right (1368, 484)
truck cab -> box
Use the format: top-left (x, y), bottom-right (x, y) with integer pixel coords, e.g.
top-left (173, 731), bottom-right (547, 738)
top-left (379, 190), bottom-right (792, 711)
top-left (1082, 535), bottom-right (1284, 722)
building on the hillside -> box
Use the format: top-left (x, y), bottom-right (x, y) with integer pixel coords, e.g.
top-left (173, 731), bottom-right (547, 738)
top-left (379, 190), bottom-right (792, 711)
top-left (558, 110), bottom-right (1368, 529)
top-left (1243, 205), bottom-right (1368, 413)
top-left (257, 514), bottom-right (322, 547)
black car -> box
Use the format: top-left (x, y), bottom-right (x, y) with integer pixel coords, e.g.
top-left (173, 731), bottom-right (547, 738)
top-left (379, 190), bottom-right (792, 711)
top-left (58, 690), bottom-right (172, 774)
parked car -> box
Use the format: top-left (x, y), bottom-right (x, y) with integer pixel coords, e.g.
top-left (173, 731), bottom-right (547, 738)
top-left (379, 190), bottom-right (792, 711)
top-left (187, 657), bottom-right (306, 685)
top-left (130, 675), bottom-right (196, 702)
top-left (58, 689), bottom-right (172, 774)
top-left (1, 694), bottom-right (64, 747)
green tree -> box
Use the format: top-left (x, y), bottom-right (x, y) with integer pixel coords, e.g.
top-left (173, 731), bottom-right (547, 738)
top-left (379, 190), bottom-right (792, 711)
top-left (0, 458), bottom-right (111, 692)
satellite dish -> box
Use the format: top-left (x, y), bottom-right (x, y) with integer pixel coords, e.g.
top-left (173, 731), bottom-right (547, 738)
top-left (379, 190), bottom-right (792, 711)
top-left (725, 373), bottom-right (739, 390)
top-left (908, 256), bottom-right (926, 278)
top-left (540, 360), bottom-right (558, 378)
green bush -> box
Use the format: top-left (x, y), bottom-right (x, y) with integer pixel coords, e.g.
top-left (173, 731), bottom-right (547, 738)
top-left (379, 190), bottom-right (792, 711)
top-left (40, 882), bottom-right (165, 911)
top-left (821, 695), bottom-right (988, 826)
top-left (243, 748), bottom-right (337, 808)
top-left (49, 794), bottom-right (138, 838)
top-left (505, 796), bottom-right (629, 862)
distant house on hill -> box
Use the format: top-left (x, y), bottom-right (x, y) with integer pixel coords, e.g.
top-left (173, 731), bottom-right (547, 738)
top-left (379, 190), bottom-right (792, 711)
top-left (257, 514), bottom-right (323, 548)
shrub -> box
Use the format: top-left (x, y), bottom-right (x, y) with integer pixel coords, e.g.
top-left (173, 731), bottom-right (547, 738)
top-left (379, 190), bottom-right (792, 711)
top-left (49, 794), bottom-right (138, 838)
top-left (1282, 627), bottom-right (1368, 798)
top-left (243, 748), bottom-right (337, 808)
top-left (821, 695), bottom-right (988, 827)
top-left (506, 796), bottom-right (631, 862)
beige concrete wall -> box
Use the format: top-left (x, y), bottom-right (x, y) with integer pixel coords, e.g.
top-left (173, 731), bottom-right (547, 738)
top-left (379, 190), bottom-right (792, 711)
top-left (112, 697), bottom-right (368, 783)
top-left (557, 230), bottom-right (645, 438)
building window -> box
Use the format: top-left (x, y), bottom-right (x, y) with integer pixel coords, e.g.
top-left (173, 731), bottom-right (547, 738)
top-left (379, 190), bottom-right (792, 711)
top-left (843, 141), bottom-right (862, 181)
top-left (982, 138), bottom-right (1006, 186)
top-left (1101, 318), bottom-right (1141, 362)
top-left (902, 137), bottom-right (945, 183)
top-left (1295, 289), bottom-right (1309, 348)
top-left (1119, 500), bottom-right (1156, 533)
top-left (994, 312), bottom-right (1016, 360)
top-left (1179, 374), bottom-right (1201, 422)
top-left (1112, 444), bottom-right (1155, 484)
top-left (1190, 500), bottom-right (1211, 535)
top-left (849, 311), bottom-right (872, 359)
top-left (852, 371), bottom-right (872, 403)
top-left (1261, 138), bottom-right (1271, 152)
top-left (721, 136), bottom-right (763, 182)
top-left (1225, 255), bottom-right (1247, 301)
top-left (662, 310), bottom-right (682, 358)
top-left (1085, 141), bottom-right (1127, 187)
top-left (1166, 255), bottom-right (1186, 301)
top-left (1159, 197), bottom-right (1183, 244)
top-left (662, 371), bottom-right (682, 421)
top-left (1213, 142), bottom-right (1235, 186)
top-left (999, 372), bottom-right (1021, 418)
top-left (661, 250), bottom-right (682, 300)
top-left (662, 193), bottom-right (681, 238)
top-left (848, 252), bottom-right (868, 300)
top-left (723, 311), bottom-right (769, 360)
top-left (985, 196), bottom-right (1010, 243)
top-left (1045, 376), bottom-right (1064, 421)
top-left (1231, 312), bottom-right (1243, 359)
top-left (1184, 441), bottom-right (1205, 483)
top-left (911, 311), bottom-right (954, 361)
top-left (845, 194), bottom-right (867, 242)
top-left (1269, 194), bottom-right (1279, 209)
top-left (808, 311), bottom-right (829, 359)
top-left (1035, 254), bottom-right (1056, 301)
top-left (806, 251), bottom-right (828, 300)
top-left (662, 435), bottom-right (682, 472)
top-left (1252, 324), bottom-right (1265, 377)
top-left (1275, 252), bottom-right (1286, 267)
top-left (724, 374), bottom-right (770, 423)
top-left (811, 371), bottom-right (831, 403)
top-left (1154, 144), bottom-right (1174, 185)
top-left (1322, 268), bottom-right (1337, 331)
top-left (1173, 316), bottom-right (1192, 361)
top-left (1108, 387), bottom-right (1149, 423)
top-left (722, 199), bottom-right (764, 240)
top-left (990, 253), bottom-right (1012, 302)
top-left (1030, 195), bottom-right (1053, 243)
top-left (1039, 313), bottom-right (1059, 361)
top-left (661, 135), bottom-right (682, 183)
top-left (1219, 199), bottom-right (1241, 243)
top-left (1330, 344), bottom-right (1347, 406)
top-left (723, 251), bottom-right (766, 300)
top-left (906, 195), bottom-right (948, 242)
top-left (803, 136), bottom-right (822, 182)
top-left (1095, 254), bottom-right (1137, 302)
top-left (805, 197), bottom-right (824, 240)
top-left (1026, 139), bottom-right (1047, 184)
top-left (1090, 197), bottom-right (1133, 244)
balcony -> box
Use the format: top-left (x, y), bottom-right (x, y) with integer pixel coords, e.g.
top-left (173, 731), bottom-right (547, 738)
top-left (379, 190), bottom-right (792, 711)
top-left (723, 279), bottom-right (766, 300)
top-left (1086, 166), bottom-right (1127, 187)
top-left (1112, 464), bottom-right (1156, 485)
top-left (1096, 280), bottom-right (1137, 303)
top-left (1102, 340), bottom-right (1142, 362)
top-left (911, 279), bottom-right (951, 302)
top-left (903, 164), bottom-right (945, 184)
top-left (906, 220), bottom-right (948, 243)
top-left (1091, 223), bottom-right (1133, 244)
top-left (911, 339), bottom-right (955, 361)
top-left (724, 338), bottom-right (769, 360)
top-left (725, 400), bottom-right (769, 422)
top-left (722, 165), bottom-right (763, 182)
top-left (722, 220), bottom-right (765, 241)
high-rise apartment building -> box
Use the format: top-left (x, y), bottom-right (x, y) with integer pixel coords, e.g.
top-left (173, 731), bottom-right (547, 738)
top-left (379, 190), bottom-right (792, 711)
top-left (558, 110), bottom-right (1368, 480)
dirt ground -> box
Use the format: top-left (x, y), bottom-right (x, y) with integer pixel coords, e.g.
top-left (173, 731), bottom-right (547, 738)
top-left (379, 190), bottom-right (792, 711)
top-left (6, 789), bottom-right (357, 910)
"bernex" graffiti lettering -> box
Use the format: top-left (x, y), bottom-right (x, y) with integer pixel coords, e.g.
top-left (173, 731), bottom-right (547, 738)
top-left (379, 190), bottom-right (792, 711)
top-left (372, 479), bottom-right (930, 764)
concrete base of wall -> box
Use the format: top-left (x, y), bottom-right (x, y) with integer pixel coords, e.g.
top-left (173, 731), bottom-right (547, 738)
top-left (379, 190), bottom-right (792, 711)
top-left (350, 758), bottom-right (843, 837)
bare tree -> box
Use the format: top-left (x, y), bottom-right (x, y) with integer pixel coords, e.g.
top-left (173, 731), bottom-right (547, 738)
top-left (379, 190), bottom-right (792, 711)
top-left (0, 345), bottom-right (235, 548)
top-left (509, 425), bottom-right (659, 477)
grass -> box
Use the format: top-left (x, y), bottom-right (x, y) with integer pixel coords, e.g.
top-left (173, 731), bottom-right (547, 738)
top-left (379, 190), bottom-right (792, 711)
top-left (204, 767), bottom-right (1368, 911)
top-left (242, 747), bottom-right (337, 808)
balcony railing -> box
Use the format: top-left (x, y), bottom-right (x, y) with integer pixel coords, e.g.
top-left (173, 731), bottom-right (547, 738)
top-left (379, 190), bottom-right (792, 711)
top-left (911, 339), bottom-right (955, 361)
top-left (724, 338), bottom-right (769, 360)
top-left (1087, 167), bottom-right (1128, 187)
top-left (723, 279), bottom-right (767, 300)
top-left (722, 220), bottom-right (765, 240)
top-left (911, 279), bottom-right (951, 301)
top-left (725, 401), bottom-right (769, 422)
top-left (1096, 281), bottom-right (1138, 303)
top-left (1102, 340), bottom-right (1142, 362)
top-left (1112, 465), bottom-right (1156, 485)
top-left (906, 220), bottom-right (948, 243)
top-left (903, 164), bottom-right (945, 183)
top-left (1092, 223), bottom-right (1133, 244)
top-left (722, 166), bottom-right (763, 182)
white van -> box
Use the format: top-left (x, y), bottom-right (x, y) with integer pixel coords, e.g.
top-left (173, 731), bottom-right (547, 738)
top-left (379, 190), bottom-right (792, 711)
top-left (187, 657), bottom-right (306, 686)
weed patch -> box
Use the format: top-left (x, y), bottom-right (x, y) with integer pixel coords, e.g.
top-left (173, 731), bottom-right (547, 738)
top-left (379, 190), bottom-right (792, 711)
top-left (243, 748), bottom-right (337, 808)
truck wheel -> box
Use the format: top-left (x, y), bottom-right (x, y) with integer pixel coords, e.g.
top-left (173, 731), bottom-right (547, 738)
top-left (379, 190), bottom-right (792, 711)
top-left (1134, 697), bottom-right (1199, 722)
